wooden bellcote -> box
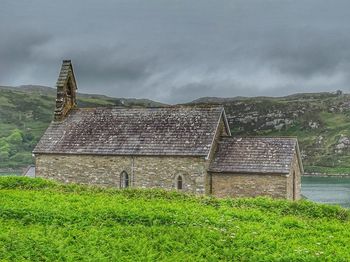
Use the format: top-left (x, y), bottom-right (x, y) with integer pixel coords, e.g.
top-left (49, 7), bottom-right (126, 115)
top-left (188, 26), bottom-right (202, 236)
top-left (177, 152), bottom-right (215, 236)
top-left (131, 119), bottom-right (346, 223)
top-left (54, 60), bottom-right (78, 121)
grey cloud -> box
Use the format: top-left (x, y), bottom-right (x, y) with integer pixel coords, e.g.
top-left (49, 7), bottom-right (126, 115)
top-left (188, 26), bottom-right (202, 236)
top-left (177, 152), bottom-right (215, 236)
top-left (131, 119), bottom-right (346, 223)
top-left (258, 34), bottom-right (350, 79)
top-left (0, 30), bottom-right (52, 82)
top-left (1, 0), bottom-right (350, 102)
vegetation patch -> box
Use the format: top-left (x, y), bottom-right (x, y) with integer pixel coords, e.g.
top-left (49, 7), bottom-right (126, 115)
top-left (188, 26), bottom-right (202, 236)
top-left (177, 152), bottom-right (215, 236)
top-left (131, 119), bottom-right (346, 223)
top-left (305, 166), bottom-right (350, 175)
top-left (2, 87), bottom-right (350, 175)
top-left (0, 87), bottom-right (164, 168)
top-left (0, 177), bottom-right (349, 261)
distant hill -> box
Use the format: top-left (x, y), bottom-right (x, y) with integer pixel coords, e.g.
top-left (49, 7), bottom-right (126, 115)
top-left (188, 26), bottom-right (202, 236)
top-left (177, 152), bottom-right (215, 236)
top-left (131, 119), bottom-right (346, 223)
top-left (1, 85), bottom-right (350, 174)
top-left (190, 92), bottom-right (342, 104)
top-left (0, 85), bottom-right (165, 169)
top-left (189, 91), bottom-right (350, 174)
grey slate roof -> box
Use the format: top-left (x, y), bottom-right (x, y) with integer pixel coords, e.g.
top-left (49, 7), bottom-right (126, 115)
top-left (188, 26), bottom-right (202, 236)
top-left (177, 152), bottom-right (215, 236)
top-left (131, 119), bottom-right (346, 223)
top-left (209, 137), bottom-right (300, 174)
top-left (34, 106), bottom-right (226, 156)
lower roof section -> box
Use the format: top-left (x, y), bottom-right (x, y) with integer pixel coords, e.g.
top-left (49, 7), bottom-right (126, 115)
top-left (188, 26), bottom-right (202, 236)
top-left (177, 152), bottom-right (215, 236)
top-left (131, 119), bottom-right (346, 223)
top-left (209, 136), bottom-right (299, 174)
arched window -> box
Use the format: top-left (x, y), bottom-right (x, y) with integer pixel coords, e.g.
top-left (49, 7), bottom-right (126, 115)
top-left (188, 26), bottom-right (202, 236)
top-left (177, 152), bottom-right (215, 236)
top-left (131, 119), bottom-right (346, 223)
top-left (120, 171), bottom-right (129, 188)
top-left (177, 175), bottom-right (183, 190)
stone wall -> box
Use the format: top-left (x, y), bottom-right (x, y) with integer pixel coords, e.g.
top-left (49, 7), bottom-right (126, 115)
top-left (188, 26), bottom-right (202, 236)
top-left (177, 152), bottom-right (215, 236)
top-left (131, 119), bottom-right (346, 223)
top-left (286, 153), bottom-right (302, 200)
top-left (35, 154), bottom-right (209, 194)
top-left (205, 118), bottom-right (229, 192)
top-left (207, 116), bottom-right (229, 162)
top-left (35, 149), bottom-right (302, 199)
top-left (211, 172), bottom-right (288, 199)
top-left (210, 151), bottom-right (302, 200)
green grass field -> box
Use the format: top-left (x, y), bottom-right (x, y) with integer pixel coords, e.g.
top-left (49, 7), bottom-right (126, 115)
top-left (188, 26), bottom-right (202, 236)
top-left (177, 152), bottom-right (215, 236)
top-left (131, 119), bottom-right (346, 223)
top-left (0, 177), bottom-right (349, 261)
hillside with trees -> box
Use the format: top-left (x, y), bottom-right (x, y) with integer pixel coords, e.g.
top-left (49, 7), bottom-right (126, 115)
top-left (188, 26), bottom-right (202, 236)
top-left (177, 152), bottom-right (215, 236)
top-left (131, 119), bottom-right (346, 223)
top-left (0, 86), bottom-right (163, 170)
top-left (1, 85), bottom-right (350, 175)
top-left (190, 91), bottom-right (350, 174)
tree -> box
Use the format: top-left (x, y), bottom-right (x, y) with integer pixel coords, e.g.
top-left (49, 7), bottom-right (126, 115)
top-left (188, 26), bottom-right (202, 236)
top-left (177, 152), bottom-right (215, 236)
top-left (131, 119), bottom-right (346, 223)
top-left (6, 129), bottom-right (23, 145)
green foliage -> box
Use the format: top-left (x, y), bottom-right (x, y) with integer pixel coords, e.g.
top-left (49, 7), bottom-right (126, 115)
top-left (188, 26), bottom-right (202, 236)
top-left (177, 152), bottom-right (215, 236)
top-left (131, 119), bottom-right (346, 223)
top-left (5, 129), bottom-right (23, 144)
top-left (0, 173), bottom-right (21, 177)
top-left (2, 86), bottom-right (350, 174)
top-left (305, 166), bottom-right (350, 174)
top-left (0, 129), bottom-right (28, 167)
top-left (0, 177), bottom-right (56, 189)
top-left (0, 87), bottom-right (164, 168)
top-left (0, 177), bottom-right (349, 261)
top-left (0, 151), bottom-right (9, 162)
top-left (224, 93), bottom-right (350, 174)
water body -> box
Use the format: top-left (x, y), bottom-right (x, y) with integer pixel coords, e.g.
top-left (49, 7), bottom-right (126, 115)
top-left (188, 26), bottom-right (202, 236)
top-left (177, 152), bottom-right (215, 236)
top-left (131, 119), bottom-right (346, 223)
top-left (302, 176), bottom-right (350, 208)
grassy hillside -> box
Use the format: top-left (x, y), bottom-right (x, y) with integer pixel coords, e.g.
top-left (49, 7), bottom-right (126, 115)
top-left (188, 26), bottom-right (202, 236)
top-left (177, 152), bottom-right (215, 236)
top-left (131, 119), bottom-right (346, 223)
top-left (0, 177), bottom-right (349, 261)
top-left (0, 86), bottom-right (164, 169)
top-left (2, 85), bottom-right (350, 174)
top-left (191, 92), bottom-right (350, 174)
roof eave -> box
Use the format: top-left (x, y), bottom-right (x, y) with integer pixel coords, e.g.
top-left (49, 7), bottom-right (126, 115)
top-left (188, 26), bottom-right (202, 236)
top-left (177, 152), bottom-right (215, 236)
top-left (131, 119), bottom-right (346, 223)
top-left (208, 170), bottom-right (290, 175)
top-left (222, 109), bottom-right (231, 136)
top-left (32, 151), bottom-right (208, 158)
top-left (295, 140), bottom-right (304, 174)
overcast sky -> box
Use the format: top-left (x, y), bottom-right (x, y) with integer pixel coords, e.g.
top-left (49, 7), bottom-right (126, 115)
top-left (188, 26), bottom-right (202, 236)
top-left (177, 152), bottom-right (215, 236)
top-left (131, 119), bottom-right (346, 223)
top-left (1, 0), bottom-right (350, 103)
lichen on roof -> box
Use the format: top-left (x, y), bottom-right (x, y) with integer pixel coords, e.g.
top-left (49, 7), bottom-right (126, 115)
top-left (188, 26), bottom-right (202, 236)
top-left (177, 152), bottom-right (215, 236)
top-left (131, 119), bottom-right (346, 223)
top-left (209, 136), bottom-right (299, 174)
top-left (34, 106), bottom-right (225, 156)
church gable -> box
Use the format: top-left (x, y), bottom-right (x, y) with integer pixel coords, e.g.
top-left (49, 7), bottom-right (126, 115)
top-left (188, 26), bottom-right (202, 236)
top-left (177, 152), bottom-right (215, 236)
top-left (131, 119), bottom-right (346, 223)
top-left (206, 110), bottom-right (231, 161)
top-left (54, 60), bottom-right (78, 121)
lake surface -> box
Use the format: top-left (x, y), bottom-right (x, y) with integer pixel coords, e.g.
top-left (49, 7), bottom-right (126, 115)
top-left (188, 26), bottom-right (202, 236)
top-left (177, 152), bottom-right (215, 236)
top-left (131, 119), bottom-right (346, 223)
top-left (302, 176), bottom-right (350, 208)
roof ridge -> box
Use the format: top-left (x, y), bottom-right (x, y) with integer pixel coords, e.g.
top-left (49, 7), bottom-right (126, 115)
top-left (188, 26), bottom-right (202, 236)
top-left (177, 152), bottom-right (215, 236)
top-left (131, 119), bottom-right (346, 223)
top-left (223, 136), bottom-right (298, 139)
top-left (77, 105), bottom-right (224, 110)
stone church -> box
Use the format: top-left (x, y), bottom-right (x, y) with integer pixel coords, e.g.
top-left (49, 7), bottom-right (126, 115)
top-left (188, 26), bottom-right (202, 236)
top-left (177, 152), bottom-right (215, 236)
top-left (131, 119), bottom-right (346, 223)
top-left (33, 60), bottom-right (303, 200)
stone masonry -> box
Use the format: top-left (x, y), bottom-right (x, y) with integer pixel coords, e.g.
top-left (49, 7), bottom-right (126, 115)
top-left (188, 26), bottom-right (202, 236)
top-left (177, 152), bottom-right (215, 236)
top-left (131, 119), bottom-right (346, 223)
top-left (35, 154), bottom-right (209, 194)
top-left (211, 173), bottom-right (288, 198)
top-left (286, 153), bottom-right (302, 200)
top-left (210, 151), bottom-right (301, 200)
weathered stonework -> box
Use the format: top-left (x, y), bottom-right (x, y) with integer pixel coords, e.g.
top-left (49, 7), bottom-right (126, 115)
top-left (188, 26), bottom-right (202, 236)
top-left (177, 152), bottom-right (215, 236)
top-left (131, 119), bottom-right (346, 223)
top-left (35, 154), bottom-right (209, 194)
top-left (205, 118), bottom-right (229, 193)
top-left (286, 153), bottom-right (302, 200)
top-left (210, 151), bottom-right (301, 200)
top-left (211, 173), bottom-right (288, 198)
top-left (54, 61), bottom-right (78, 121)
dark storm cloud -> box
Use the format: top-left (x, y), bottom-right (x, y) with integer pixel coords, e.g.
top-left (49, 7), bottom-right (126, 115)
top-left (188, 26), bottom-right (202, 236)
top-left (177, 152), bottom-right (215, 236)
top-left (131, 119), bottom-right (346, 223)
top-left (258, 33), bottom-right (350, 78)
top-left (0, 30), bottom-right (52, 82)
top-left (1, 0), bottom-right (350, 103)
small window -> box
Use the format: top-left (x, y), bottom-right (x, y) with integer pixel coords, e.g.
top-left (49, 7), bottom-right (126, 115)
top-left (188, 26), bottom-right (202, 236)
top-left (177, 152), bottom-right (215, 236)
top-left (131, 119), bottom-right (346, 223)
top-left (177, 175), bottom-right (183, 190)
top-left (120, 171), bottom-right (129, 188)
top-left (66, 79), bottom-right (73, 97)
